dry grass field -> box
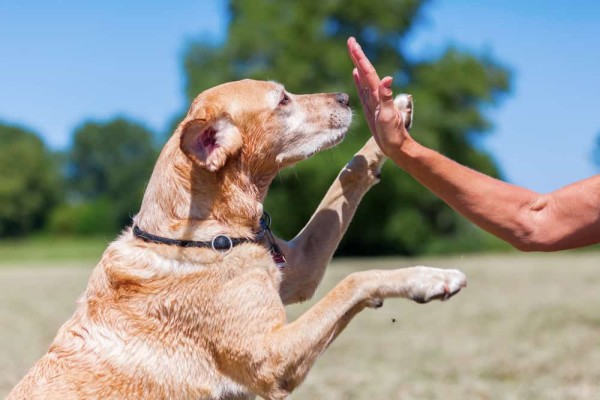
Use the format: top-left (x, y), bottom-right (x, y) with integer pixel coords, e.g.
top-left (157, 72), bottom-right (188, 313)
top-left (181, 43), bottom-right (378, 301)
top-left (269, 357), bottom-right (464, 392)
top-left (2, 251), bottom-right (600, 399)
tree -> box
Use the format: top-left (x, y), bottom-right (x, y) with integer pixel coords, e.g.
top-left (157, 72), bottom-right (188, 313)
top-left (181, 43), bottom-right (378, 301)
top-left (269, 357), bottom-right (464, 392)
top-left (65, 117), bottom-right (158, 233)
top-left (182, 0), bottom-right (511, 255)
top-left (0, 122), bottom-right (62, 237)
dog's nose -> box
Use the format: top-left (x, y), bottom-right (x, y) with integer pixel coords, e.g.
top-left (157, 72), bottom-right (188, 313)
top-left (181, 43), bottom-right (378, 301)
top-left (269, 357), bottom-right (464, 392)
top-left (336, 92), bottom-right (350, 107)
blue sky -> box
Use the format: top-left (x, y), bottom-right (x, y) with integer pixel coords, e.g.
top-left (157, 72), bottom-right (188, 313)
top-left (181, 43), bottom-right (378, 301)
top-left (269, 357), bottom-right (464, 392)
top-left (1, 0), bottom-right (598, 193)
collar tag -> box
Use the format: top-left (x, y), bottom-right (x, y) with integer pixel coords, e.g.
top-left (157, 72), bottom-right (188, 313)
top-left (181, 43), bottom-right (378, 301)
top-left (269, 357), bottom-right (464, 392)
top-left (260, 212), bottom-right (287, 269)
top-left (211, 235), bottom-right (233, 254)
top-left (270, 243), bottom-right (287, 269)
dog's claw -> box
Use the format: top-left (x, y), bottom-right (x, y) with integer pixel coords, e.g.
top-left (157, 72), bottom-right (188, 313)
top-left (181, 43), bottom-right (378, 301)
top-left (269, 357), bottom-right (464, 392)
top-left (365, 298), bottom-right (385, 308)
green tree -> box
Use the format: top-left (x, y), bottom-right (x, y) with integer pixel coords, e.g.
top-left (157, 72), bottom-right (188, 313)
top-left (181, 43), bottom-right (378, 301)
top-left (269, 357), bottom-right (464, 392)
top-left (0, 122), bottom-right (62, 237)
top-left (183, 0), bottom-right (511, 255)
top-left (64, 117), bottom-right (157, 233)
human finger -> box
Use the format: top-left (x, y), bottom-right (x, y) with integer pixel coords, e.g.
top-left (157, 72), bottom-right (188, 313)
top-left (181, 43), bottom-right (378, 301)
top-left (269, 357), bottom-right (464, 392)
top-left (376, 76), bottom-right (402, 128)
top-left (348, 38), bottom-right (380, 115)
top-left (347, 37), bottom-right (380, 100)
top-left (352, 69), bottom-right (372, 113)
top-left (352, 68), bottom-right (377, 134)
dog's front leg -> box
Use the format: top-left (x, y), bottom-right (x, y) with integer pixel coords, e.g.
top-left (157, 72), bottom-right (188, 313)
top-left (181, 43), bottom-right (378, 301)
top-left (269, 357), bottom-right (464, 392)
top-left (277, 94), bottom-right (414, 305)
top-left (276, 137), bottom-right (385, 304)
top-left (221, 266), bottom-right (465, 400)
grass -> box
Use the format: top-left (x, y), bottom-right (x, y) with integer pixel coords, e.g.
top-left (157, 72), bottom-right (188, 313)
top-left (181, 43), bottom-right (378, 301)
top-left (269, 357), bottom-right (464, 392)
top-left (1, 244), bottom-right (600, 399)
top-left (0, 235), bottom-right (109, 265)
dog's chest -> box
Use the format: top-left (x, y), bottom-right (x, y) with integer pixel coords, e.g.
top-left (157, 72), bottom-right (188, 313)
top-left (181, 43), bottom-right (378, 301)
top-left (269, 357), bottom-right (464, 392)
top-left (76, 246), bottom-right (283, 399)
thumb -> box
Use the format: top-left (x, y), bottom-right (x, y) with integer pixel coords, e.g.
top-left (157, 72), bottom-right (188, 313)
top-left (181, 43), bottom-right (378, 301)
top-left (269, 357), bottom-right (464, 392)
top-left (376, 77), bottom-right (400, 126)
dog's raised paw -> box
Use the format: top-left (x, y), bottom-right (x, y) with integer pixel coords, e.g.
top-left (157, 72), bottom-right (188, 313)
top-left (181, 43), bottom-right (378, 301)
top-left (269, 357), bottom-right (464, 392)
top-left (407, 267), bottom-right (466, 304)
top-left (393, 94), bottom-right (413, 130)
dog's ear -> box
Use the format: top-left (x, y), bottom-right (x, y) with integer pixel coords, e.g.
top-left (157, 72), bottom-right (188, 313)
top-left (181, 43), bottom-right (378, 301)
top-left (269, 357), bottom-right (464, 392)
top-left (180, 113), bottom-right (243, 172)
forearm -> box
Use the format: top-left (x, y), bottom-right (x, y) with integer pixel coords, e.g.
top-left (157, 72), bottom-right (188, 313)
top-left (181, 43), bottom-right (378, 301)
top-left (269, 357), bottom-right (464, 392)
top-left (393, 137), bottom-right (545, 249)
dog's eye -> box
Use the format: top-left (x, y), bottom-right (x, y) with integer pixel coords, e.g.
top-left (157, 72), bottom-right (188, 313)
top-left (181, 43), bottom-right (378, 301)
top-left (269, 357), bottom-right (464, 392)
top-left (278, 93), bottom-right (290, 106)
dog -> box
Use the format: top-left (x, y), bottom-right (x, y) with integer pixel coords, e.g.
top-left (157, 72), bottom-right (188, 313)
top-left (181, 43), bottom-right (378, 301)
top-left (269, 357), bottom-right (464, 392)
top-left (9, 79), bottom-right (466, 400)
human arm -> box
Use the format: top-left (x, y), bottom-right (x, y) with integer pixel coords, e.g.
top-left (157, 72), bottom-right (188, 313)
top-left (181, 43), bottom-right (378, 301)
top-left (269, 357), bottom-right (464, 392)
top-left (347, 37), bottom-right (600, 251)
top-left (393, 139), bottom-right (600, 251)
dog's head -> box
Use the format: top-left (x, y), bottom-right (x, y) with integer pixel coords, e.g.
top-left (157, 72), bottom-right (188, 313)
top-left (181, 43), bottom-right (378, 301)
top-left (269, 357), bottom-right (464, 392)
top-left (179, 79), bottom-right (351, 173)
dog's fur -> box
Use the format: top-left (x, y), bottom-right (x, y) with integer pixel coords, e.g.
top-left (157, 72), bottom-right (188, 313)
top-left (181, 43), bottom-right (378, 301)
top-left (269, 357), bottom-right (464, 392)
top-left (9, 80), bottom-right (466, 400)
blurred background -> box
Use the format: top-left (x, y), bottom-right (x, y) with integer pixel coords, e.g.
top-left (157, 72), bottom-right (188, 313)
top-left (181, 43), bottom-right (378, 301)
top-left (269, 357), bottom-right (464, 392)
top-left (1, 0), bottom-right (599, 255)
top-left (1, 1), bottom-right (600, 398)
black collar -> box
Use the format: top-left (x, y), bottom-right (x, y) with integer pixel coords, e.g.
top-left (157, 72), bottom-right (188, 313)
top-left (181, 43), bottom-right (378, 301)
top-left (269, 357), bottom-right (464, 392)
top-left (132, 213), bottom-right (285, 266)
top-left (132, 225), bottom-right (260, 252)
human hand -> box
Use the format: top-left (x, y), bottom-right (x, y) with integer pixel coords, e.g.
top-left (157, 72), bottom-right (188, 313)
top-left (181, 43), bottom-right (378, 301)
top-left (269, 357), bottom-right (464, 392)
top-left (347, 37), bottom-right (413, 158)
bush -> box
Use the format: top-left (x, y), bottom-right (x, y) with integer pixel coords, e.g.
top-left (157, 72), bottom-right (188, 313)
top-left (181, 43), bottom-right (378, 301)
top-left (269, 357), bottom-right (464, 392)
top-left (0, 123), bottom-right (62, 237)
top-left (47, 199), bottom-right (121, 236)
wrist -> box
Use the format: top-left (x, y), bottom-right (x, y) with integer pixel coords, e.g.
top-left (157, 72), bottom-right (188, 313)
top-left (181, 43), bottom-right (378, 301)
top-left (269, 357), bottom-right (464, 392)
top-left (391, 136), bottom-right (420, 169)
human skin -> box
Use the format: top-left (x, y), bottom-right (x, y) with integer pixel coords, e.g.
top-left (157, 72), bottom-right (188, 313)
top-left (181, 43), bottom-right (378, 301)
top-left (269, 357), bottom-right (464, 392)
top-left (347, 36), bottom-right (600, 251)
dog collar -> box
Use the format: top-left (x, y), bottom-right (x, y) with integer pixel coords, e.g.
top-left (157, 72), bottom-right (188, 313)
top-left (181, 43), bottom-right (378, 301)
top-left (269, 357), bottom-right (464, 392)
top-left (132, 212), bottom-right (287, 267)
top-left (132, 225), bottom-right (258, 253)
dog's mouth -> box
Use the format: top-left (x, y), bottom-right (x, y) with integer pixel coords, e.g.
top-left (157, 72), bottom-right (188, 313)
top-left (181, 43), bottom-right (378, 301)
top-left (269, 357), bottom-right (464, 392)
top-left (321, 128), bottom-right (347, 150)
top-left (309, 109), bottom-right (352, 155)
top-left (274, 108), bottom-right (351, 165)
top-left (304, 127), bottom-right (348, 159)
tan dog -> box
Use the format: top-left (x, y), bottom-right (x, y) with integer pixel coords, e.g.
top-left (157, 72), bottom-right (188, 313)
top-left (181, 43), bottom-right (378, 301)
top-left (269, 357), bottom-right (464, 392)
top-left (9, 80), bottom-right (466, 400)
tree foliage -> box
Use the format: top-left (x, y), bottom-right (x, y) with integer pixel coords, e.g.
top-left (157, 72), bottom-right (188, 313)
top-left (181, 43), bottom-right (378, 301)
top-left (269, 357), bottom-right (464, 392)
top-left (65, 117), bottom-right (157, 233)
top-left (183, 0), bottom-right (510, 255)
top-left (0, 123), bottom-right (62, 237)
